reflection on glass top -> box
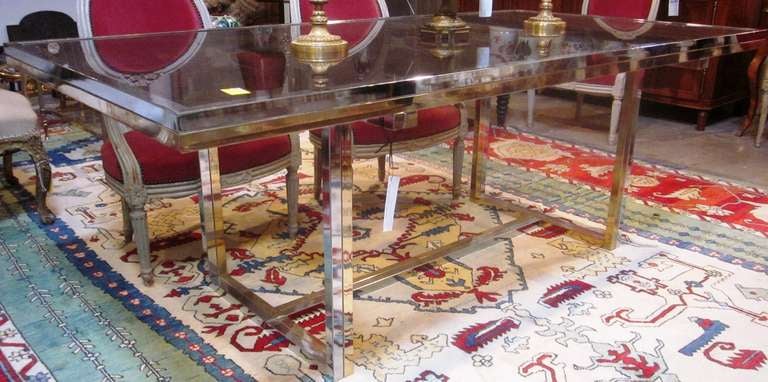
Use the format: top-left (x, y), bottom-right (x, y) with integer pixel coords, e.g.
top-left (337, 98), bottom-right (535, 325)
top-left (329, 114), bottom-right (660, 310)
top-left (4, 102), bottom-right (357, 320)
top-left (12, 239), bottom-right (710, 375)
top-left (4, 10), bottom-right (762, 132)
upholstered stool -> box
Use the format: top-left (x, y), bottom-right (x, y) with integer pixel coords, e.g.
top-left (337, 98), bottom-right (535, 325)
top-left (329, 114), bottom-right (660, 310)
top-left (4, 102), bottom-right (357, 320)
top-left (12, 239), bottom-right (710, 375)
top-left (0, 89), bottom-right (55, 224)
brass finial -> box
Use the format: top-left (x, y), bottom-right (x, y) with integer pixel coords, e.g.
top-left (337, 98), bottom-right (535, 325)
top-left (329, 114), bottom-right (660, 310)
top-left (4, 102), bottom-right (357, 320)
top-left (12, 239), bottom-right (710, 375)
top-left (524, 0), bottom-right (566, 37)
top-left (291, 0), bottom-right (348, 62)
top-left (421, 0), bottom-right (470, 39)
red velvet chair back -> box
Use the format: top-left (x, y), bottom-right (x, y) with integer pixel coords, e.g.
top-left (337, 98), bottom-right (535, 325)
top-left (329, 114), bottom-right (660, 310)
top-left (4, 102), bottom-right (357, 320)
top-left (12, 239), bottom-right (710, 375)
top-left (584, 0), bottom-right (658, 19)
top-left (79, 0), bottom-right (208, 74)
top-left (293, 0), bottom-right (386, 49)
top-left (298, 0), bottom-right (383, 21)
top-left (236, 52), bottom-right (286, 91)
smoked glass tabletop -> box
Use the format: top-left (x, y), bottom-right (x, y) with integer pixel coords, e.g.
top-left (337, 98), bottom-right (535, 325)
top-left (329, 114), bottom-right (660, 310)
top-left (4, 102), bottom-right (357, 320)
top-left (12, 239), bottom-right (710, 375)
top-left (4, 10), bottom-right (765, 143)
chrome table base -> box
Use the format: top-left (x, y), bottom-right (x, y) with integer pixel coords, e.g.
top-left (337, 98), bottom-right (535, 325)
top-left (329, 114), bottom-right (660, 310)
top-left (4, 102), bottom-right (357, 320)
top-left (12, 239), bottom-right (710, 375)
top-left (196, 72), bottom-right (644, 381)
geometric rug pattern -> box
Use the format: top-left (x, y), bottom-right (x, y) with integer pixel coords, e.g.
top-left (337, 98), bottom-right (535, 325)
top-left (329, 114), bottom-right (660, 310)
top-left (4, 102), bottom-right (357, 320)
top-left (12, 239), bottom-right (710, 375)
top-left (0, 122), bottom-right (766, 381)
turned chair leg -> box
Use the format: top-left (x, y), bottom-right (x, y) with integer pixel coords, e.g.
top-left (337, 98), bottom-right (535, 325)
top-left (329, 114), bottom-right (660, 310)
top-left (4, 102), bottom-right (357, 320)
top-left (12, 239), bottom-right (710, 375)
top-left (2, 151), bottom-right (17, 185)
top-left (527, 89), bottom-right (536, 128)
top-left (756, 88), bottom-right (768, 148)
top-left (27, 136), bottom-right (54, 224)
top-left (121, 198), bottom-right (133, 243)
top-left (696, 111), bottom-right (709, 131)
top-left (496, 94), bottom-right (510, 127)
top-left (575, 93), bottom-right (585, 121)
top-left (128, 202), bottom-right (153, 286)
top-left (313, 144), bottom-right (322, 203)
top-left (608, 95), bottom-right (623, 145)
top-left (452, 134), bottom-right (464, 200)
top-left (377, 155), bottom-right (386, 182)
top-left (286, 164), bottom-right (299, 238)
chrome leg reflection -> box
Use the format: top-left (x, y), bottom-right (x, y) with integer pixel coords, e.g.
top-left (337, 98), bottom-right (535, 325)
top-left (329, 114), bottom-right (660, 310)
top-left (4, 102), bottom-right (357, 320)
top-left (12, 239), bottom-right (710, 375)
top-left (471, 98), bottom-right (492, 200)
top-left (322, 124), bottom-right (355, 379)
top-left (198, 148), bottom-right (228, 286)
top-left (604, 70), bottom-right (644, 250)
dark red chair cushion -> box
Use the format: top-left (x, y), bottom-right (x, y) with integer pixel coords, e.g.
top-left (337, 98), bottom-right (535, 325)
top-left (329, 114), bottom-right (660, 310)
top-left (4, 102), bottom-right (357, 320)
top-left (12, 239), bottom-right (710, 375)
top-left (300, 0), bottom-right (381, 21)
top-left (102, 131), bottom-right (291, 185)
top-left (587, 0), bottom-right (654, 19)
top-left (89, 0), bottom-right (203, 73)
top-left (581, 75), bottom-right (616, 86)
top-left (236, 52), bottom-right (286, 91)
top-left (310, 105), bottom-right (461, 146)
top-left (578, 54), bottom-right (618, 87)
top-left (299, 0), bottom-right (381, 49)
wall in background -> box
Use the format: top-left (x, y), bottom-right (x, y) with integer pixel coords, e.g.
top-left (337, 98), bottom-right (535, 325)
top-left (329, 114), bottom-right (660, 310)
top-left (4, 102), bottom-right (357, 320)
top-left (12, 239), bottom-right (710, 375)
top-left (0, 0), bottom-right (78, 43)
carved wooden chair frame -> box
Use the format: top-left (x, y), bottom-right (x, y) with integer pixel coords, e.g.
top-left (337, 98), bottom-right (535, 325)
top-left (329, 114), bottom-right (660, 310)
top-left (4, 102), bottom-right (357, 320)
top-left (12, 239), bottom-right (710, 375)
top-left (309, 105), bottom-right (469, 201)
top-left (289, 0), bottom-right (468, 201)
top-left (526, 0), bottom-right (660, 144)
top-left (78, 0), bottom-right (301, 285)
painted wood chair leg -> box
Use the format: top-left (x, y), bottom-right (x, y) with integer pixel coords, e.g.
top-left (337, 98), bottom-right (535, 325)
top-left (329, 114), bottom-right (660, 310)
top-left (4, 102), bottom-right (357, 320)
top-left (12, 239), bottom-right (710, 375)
top-left (527, 89), bottom-right (535, 128)
top-left (609, 96), bottom-right (623, 145)
top-left (121, 198), bottom-right (133, 243)
top-left (286, 164), bottom-right (299, 238)
top-left (2, 151), bottom-right (17, 185)
top-left (452, 135), bottom-right (464, 200)
top-left (756, 88), bottom-right (768, 147)
top-left (313, 145), bottom-right (322, 203)
top-left (129, 204), bottom-right (153, 286)
top-left (377, 156), bottom-right (386, 182)
top-left (575, 93), bottom-right (584, 121)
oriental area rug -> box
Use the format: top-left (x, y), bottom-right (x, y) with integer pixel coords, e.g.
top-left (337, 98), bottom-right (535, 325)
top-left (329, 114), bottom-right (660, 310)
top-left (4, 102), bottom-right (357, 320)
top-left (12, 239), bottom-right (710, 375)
top-left (0, 120), bottom-right (766, 382)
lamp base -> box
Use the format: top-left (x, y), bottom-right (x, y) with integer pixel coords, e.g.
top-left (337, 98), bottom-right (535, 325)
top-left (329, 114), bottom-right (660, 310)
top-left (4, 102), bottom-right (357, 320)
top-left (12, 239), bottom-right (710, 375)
top-left (421, 15), bottom-right (470, 40)
top-left (291, 35), bottom-right (349, 63)
top-left (523, 16), bottom-right (566, 37)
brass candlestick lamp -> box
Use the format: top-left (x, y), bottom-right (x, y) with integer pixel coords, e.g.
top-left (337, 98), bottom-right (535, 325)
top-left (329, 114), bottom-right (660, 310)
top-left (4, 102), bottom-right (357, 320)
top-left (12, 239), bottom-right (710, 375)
top-left (524, 0), bottom-right (566, 37)
top-left (421, 0), bottom-right (470, 39)
top-left (291, 0), bottom-right (348, 62)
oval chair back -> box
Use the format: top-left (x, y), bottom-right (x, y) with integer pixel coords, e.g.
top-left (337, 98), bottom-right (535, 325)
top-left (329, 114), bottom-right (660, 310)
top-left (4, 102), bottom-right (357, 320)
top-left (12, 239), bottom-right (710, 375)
top-left (582, 0), bottom-right (660, 20)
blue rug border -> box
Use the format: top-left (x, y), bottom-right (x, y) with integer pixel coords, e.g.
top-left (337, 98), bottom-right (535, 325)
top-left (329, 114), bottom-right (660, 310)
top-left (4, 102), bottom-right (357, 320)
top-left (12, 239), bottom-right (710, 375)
top-left (3, 184), bottom-right (255, 382)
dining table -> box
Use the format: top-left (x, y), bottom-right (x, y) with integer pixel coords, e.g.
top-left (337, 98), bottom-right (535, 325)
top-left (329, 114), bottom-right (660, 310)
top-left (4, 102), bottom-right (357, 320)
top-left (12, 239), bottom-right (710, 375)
top-left (3, 9), bottom-right (766, 380)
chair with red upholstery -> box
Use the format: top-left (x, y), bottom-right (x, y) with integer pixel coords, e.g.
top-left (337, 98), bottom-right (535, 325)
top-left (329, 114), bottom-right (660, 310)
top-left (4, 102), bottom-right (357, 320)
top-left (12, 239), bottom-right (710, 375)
top-left (78, 0), bottom-right (300, 285)
top-left (527, 0), bottom-right (660, 144)
top-left (289, 0), bottom-right (468, 201)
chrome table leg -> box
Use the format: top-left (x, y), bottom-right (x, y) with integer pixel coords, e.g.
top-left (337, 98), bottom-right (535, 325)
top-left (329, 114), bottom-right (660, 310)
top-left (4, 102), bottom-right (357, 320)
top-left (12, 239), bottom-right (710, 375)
top-left (198, 148), bottom-right (228, 286)
top-left (322, 124), bottom-right (355, 379)
top-left (604, 70), bottom-right (644, 250)
top-left (471, 98), bottom-right (492, 200)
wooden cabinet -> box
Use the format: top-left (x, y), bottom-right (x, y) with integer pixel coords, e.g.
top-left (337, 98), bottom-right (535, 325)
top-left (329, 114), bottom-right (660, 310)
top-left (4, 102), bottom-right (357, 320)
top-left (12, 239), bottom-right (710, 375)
top-left (642, 0), bottom-right (766, 130)
top-left (461, 0), bottom-right (767, 130)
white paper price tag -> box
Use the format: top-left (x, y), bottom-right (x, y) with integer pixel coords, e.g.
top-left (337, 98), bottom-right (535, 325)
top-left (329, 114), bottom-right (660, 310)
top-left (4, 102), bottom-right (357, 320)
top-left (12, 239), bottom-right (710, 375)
top-left (479, 0), bottom-right (493, 18)
top-left (382, 175), bottom-right (400, 232)
top-left (668, 0), bottom-right (680, 17)
top-left (477, 47), bottom-right (490, 68)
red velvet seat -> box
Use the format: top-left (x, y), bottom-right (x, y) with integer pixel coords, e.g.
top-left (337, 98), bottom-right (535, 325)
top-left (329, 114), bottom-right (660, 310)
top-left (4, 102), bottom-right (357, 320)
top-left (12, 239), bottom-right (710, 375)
top-left (236, 52), bottom-right (286, 91)
top-left (309, 106), bottom-right (461, 145)
top-left (102, 132), bottom-right (291, 184)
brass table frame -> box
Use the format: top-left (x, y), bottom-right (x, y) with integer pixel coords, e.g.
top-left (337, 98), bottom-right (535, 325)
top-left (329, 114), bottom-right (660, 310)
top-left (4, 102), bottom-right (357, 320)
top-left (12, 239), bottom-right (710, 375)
top-left (193, 70), bottom-right (645, 379)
